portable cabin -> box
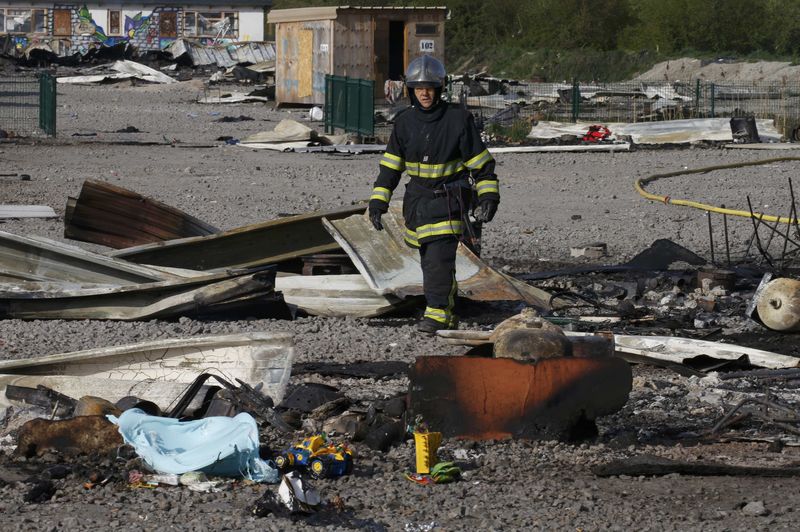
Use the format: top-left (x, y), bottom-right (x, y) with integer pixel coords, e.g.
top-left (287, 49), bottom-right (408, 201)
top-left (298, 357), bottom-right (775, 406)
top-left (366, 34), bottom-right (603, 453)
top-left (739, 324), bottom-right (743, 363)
top-left (267, 6), bottom-right (446, 106)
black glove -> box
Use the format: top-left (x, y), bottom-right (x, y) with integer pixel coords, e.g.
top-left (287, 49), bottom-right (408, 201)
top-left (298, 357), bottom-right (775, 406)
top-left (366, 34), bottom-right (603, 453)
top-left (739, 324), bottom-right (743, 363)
top-left (474, 199), bottom-right (498, 223)
top-left (369, 208), bottom-right (384, 231)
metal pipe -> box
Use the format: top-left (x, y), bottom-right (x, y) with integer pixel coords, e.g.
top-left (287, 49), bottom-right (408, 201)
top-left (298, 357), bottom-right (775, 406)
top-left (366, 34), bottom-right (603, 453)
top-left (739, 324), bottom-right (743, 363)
top-left (721, 205), bottom-right (731, 267)
top-left (707, 211), bottom-right (715, 264)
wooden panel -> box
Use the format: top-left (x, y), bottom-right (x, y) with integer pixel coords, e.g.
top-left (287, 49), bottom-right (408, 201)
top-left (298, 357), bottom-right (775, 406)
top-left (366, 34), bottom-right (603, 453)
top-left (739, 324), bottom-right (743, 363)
top-left (310, 22), bottom-right (331, 103)
top-left (159, 12), bottom-right (177, 38)
top-left (297, 29), bottom-right (313, 98)
top-left (404, 12), bottom-right (446, 67)
top-left (333, 13), bottom-right (372, 80)
top-left (275, 20), bottom-right (331, 105)
top-left (53, 9), bottom-right (72, 37)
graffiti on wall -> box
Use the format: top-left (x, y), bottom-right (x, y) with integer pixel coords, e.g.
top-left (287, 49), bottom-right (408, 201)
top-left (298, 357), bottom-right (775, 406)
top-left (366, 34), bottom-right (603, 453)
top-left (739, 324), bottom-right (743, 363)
top-left (12, 36), bottom-right (28, 51)
top-left (76, 5), bottom-right (108, 43)
top-left (124, 12), bottom-right (153, 39)
top-left (73, 6), bottom-right (158, 47)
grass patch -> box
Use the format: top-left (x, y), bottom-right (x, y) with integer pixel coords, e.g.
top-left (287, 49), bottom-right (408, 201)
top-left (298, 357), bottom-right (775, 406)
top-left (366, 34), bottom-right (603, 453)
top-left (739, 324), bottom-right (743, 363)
top-left (484, 119), bottom-right (531, 144)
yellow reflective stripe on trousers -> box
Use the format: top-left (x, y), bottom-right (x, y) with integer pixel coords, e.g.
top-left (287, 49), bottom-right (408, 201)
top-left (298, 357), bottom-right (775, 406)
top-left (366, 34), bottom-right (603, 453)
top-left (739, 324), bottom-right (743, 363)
top-left (415, 220), bottom-right (463, 239)
top-left (380, 152), bottom-right (405, 171)
top-left (447, 271), bottom-right (457, 313)
top-left (370, 186), bottom-right (392, 202)
top-left (424, 307), bottom-right (451, 324)
top-left (406, 159), bottom-right (466, 179)
top-left (465, 149), bottom-right (492, 170)
top-left (475, 179), bottom-right (499, 196)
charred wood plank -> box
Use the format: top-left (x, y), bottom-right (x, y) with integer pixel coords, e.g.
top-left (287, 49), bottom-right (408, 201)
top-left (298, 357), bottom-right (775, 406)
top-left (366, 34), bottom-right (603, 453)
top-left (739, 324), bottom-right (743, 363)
top-left (593, 455), bottom-right (800, 478)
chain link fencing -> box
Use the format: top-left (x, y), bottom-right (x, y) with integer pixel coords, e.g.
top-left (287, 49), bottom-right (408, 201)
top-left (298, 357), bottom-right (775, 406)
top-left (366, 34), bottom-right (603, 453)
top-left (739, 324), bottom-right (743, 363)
top-left (0, 72), bottom-right (56, 137)
top-left (447, 79), bottom-right (800, 140)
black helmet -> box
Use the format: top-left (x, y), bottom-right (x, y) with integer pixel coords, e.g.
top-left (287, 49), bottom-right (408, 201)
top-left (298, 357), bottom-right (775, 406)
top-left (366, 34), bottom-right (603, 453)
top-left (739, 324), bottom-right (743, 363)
top-left (405, 55), bottom-right (446, 88)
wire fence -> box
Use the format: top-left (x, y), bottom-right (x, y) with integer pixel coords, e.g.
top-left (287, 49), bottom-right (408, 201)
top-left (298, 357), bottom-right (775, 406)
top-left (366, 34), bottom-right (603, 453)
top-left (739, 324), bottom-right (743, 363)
top-left (448, 79), bottom-right (800, 138)
top-left (0, 75), bottom-right (44, 136)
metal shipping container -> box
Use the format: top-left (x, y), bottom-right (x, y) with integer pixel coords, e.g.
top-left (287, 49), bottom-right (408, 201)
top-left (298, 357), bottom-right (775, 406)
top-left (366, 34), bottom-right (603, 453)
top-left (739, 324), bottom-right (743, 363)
top-left (268, 6), bottom-right (446, 106)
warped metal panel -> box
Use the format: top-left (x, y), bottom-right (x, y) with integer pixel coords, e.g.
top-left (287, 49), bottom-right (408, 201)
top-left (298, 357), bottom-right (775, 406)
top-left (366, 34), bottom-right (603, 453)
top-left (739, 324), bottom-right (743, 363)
top-left (65, 180), bottom-right (219, 249)
top-left (0, 270), bottom-right (282, 320)
top-left (0, 205), bottom-right (57, 219)
top-left (0, 332), bottom-right (294, 407)
top-left (322, 206), bottom-right (554, 310)
top-left (276, 273), bottom-right (406, 317)
top-left (169, 39), bottom-right (276, 68)
top-left (111, 204), bottom-right (366, 271)
top-left (0, 333), bottom-right (292, 394)
top-left (0, 230), bottom-right (174, 284)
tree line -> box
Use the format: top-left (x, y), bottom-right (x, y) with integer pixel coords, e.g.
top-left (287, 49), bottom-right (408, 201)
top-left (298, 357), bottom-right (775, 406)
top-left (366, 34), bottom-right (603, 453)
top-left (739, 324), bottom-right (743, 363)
top-left (271, 0), bottom-right (800, 80)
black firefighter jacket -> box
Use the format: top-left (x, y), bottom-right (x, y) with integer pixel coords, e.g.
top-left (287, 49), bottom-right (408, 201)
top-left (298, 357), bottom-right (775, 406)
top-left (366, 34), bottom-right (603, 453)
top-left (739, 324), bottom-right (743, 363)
top-left (369, 102), bottom-right (499, 248)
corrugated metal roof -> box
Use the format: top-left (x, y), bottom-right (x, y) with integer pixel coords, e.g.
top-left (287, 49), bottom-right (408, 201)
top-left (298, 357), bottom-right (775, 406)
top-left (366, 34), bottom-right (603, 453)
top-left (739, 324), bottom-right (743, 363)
top-left (168, 39), bottom-right (275, 67)
top-left (268, 5), bottom-right (447, 23)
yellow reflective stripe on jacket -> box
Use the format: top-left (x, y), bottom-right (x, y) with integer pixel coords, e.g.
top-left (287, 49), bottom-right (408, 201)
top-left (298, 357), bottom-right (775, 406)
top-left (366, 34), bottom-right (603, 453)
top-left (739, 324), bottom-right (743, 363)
top-left (370, 186), bottom-right (392, 203)
top-left (406, 159), bottom-right (466, 179)
top-left (415, 220), bottom-right (463, 239)
top-left (464, 149), bottom-right (492, 170)
top-left (475, 179), bottom-right (499, 196)
top-left (380, 152), bottom-right (405, 171)
top-left (404, 228), bottom-right (420, 248)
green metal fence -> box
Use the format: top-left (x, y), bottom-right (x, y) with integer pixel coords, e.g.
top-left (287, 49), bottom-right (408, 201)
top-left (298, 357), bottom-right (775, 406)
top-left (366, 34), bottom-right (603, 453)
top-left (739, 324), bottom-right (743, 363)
top-left (39, 72), bottom-right (56, 136)
top-left (454, 79), bottom-right (800, 136)
top-left (325, 75), bottom-right (374, 137)
top-left (0, 73), bottom-right (56, 137)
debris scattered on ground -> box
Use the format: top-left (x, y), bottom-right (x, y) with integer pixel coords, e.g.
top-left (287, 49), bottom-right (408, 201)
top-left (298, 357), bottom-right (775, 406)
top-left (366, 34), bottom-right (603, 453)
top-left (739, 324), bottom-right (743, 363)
top-left (593, 454), bottom-right (800, 477)
top-left (274, 434), bottom-right (353, 479)
top-left (0, 333), bottom-right (293, 410)
top-left (197, 90), bottom-right (270, 105)
top-left (214, 115), bottom-right (255, 123)
top-left (57, 60), bottom-right (177, 85)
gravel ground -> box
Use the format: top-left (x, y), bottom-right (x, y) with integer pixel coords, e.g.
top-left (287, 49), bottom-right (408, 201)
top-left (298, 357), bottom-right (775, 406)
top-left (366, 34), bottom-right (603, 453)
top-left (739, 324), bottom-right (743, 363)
top-left (1, 80), bottom-right (800, 530)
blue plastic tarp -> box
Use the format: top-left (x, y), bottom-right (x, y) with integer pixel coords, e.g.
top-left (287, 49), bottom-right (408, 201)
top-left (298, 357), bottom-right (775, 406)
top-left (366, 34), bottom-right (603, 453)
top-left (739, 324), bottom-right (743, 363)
top-left (109, 408), bottom-right (279, 483)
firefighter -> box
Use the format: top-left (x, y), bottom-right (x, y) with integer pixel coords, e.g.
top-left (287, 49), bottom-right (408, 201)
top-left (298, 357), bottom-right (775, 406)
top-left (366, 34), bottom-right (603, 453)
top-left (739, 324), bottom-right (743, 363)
top-left (367, 55), bottom-right (500, 334)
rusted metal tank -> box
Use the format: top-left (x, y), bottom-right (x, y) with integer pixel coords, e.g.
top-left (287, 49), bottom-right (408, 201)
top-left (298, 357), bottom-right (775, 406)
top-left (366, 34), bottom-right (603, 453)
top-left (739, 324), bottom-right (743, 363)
top-left (756, 277), bottom-right (800, 332)
top-left (409, 353), bottom-right (631, 441)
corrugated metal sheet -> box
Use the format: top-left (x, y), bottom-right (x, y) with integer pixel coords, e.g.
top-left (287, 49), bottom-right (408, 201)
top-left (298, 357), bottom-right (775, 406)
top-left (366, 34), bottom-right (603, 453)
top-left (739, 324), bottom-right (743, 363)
top-left (65, 180), bottom-right (219, 249)
top-left (275, 273), bottom-right (404, 317)
top-left (322, 206), bottom-right (554, 310)
top-left (169, 39), bottom-right (276, 68)
top-left (0, 230), bottom-right (290, 320)
top-left (0, 333), bottom-right (294, 409)
top-left (0, 206), bottom-right (57, 219)
top-left (0, 230), bottom-right (172, 284)
top-left (111, 204), bottom-right (366, 271)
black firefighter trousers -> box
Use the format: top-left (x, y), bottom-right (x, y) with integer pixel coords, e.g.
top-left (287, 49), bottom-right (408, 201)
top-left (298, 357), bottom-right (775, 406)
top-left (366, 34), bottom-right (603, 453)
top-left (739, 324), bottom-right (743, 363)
top-left (419, 236), bottom-right (459, 327)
